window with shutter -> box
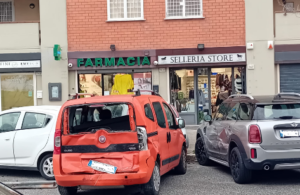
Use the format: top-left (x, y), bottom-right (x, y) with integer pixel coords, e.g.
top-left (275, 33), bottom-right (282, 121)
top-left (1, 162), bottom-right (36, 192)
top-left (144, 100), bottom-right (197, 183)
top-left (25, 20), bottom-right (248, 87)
top-left (108, 0), bottom-right (144, 21)
top-left (166, 0), bottom-right (203, 19)
top-left (0, 1), bottom-right (14, 22)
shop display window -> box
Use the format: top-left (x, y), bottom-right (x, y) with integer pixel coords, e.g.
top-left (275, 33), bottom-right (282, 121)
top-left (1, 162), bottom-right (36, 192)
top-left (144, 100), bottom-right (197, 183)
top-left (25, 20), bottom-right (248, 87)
top-left (79, 74), bottom-right (103, 96)
top-left (79, 72), bottom-right (152, 96)
top-left (1, 75), bottom-right (34, 111)
top-left (170, 69), bottom-right (195, 113)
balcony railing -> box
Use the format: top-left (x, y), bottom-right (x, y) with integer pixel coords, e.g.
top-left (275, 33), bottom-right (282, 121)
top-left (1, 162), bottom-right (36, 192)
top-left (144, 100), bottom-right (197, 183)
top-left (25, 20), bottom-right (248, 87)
top-left (0, 21), bottom-right (40, 50)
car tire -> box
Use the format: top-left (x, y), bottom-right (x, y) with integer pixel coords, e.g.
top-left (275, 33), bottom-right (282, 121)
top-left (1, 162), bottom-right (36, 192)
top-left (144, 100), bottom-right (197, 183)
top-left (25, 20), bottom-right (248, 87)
top-left (58, 186), bottom-right (78, 195)
top-left (143, 161), bottom-right (160, 195)
top-left (195, 137), bottom-right (211, 166)
top-left (230, 147), bottom-right (252, 184)
top-left (39, 154), bottom-right (55, 180)
top-left (174, 147), bottom-right (187, 175)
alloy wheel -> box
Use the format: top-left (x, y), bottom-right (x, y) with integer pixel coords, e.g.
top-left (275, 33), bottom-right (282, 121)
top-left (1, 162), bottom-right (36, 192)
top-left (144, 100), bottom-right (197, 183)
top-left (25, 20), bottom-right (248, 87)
top-left (153, 165), bottom-right (160, 192)
top-left (230, 151), bottom-right (240, 179)
top-left (196, 139), bottom-right (207, 162)
top-left (43, 157), bottom-right (54, 177)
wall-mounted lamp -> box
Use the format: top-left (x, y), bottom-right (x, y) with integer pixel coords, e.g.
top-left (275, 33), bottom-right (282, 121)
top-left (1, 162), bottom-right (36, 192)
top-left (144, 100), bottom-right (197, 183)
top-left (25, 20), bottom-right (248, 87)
top-left (29, 3), bottom-right (35, 9)
top-left (110, 44), bottom-right (116, 51)
top-left (197, 44), bottom-right (205, 51)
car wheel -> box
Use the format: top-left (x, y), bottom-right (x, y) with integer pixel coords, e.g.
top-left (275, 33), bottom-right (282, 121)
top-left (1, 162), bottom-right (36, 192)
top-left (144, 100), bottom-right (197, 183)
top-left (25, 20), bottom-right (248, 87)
top-left (58, 186), bottom-right (77, 195)
top-left (143, 161), bottom-right (160, 195)
top-left (195, 137), bottom-right (211, 166)
top-left (230, 147), bottom-right (252, 184)
top-left (174, 146), bottom-right (187, 175)
top-left (39, 154), bottom-right (55, 180)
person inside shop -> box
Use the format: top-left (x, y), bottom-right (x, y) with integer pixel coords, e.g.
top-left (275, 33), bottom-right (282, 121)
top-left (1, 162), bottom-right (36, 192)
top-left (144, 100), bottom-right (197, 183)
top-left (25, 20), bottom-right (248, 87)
top-left (216, 86), bottom-right (229, 107)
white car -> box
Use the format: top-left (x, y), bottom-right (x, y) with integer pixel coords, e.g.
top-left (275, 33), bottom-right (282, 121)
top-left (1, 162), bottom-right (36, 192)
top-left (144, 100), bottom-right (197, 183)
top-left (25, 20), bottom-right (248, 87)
top-left (169, 104), bottom-right (189, 148)
top-left (0, 106), bottom-right (61, 180)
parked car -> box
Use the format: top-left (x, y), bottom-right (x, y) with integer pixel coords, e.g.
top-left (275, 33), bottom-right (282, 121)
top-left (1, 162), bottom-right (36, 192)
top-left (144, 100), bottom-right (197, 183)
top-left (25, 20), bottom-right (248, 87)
top-left (169, 104), bottom-right (189, 148)
top-left (54, 93), bottom-right (187, 195)
top-left (0, 106), bottom-right (61, 180)
top-left (195, 93), bottom-right (300, 184)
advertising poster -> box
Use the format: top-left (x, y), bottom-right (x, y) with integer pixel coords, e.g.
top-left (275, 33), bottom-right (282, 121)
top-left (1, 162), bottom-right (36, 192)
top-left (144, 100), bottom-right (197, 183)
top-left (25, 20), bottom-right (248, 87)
top-left (133, 73), bottom-right (152, 94)
top-left (79, 74), bottom-right (102, 96)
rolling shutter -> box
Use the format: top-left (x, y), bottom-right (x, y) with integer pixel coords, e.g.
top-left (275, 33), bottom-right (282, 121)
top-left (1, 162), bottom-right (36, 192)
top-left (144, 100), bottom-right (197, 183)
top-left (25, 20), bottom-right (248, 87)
top-left (280, 64), bottom-right (300, 93)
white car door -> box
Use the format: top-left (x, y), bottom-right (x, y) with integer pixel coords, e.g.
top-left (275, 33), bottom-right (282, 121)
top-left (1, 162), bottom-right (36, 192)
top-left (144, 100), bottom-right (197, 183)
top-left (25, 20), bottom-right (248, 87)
top-left (14, 112), bottom-right (53, 166)
top-left (0, 112), bottom-right (22, 165)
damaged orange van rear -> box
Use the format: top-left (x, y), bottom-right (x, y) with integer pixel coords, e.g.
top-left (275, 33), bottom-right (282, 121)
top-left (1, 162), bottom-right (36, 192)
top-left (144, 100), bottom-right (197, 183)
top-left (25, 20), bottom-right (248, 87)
top-left (53, 94), bottom-right (187, 195)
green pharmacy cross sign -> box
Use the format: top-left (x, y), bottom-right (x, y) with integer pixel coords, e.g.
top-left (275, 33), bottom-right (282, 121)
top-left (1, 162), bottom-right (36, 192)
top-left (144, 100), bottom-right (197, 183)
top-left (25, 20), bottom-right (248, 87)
top-left (77, 57), bottom-right (151, 67)
top-left (53, 45), bottom-right (62, 61)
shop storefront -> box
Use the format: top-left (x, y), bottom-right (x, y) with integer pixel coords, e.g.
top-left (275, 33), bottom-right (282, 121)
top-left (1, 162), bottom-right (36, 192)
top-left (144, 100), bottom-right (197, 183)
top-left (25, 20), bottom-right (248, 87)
top-left (68, 51), bottom-right (156, 97)
top-left (157, 48), bottom-right (247, 124)
top-left (0, 53), bottom-right (41, 111)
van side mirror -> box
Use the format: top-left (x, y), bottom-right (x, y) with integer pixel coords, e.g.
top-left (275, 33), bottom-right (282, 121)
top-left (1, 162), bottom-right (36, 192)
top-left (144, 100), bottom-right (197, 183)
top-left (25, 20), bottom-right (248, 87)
top-left (204, 115), bottom-right (212, 122)
top-left (178, 119), bottom-right (185, 129)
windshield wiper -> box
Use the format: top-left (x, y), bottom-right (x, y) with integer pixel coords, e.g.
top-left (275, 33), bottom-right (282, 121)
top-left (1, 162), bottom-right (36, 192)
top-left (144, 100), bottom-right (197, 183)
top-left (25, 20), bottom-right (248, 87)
top-left (274, 116), bottom-right (296, 119)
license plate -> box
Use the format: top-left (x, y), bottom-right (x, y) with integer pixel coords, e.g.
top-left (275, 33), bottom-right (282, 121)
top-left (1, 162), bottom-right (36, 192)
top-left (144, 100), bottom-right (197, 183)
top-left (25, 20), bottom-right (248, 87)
top-left (88, 160), bottom-right (117, 174)
top-left (279, 130), bottom-right (299, 138)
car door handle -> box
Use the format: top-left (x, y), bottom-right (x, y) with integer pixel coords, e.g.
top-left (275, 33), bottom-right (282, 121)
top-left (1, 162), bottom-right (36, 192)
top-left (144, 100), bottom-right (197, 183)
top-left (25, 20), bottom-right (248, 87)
top-left (166, 132), bottom-right (171, 143)
top-left (5, 138), bottom-right (10, 141)
top-left (167, 132), bottom-right (169, 143)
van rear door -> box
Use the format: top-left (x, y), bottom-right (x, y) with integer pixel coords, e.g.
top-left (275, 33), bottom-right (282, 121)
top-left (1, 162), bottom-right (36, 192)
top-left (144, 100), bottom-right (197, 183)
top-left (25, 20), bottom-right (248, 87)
top-left (60, 103), bottom-right (140, 174)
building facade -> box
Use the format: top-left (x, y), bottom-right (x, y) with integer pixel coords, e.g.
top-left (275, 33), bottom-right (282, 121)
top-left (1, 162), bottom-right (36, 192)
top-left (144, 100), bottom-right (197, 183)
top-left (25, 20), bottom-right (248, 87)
top-left (245, 0), bottom-right (300, 95)
top-left (66, 0), bottom-right (246, 124)
top-left (0, 0), bottom-right (69, 111)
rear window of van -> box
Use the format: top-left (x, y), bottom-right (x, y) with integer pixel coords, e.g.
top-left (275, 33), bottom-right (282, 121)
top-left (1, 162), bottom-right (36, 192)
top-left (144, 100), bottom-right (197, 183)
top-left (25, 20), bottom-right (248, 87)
top-left (66, 103), bottom-right (133, 134)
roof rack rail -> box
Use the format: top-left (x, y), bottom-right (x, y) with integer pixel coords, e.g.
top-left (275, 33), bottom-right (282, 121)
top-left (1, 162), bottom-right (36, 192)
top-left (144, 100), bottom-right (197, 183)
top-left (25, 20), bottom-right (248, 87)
top-left (134, 89), bottom-right (161, 97)
top-left (69, 93), bottom-right (96, 99)
top-left (229, 94), bottom-right (254, 100)
top-left (277, 92), bottom-right (300, 97)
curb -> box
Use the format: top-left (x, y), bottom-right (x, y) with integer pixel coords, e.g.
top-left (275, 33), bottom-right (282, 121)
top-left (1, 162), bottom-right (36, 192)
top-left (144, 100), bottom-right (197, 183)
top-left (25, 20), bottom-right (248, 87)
top-left (3, 181), bottom-right (57, 190)
top-left (0, 182), bottom-right (22, 195)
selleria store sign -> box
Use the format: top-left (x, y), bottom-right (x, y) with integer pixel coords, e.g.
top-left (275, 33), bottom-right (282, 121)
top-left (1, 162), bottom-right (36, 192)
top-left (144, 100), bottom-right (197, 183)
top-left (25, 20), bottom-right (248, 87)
top-left (77, 57), bottom-right (151, 67)
top-left (158, 53), bottom-right (246, 65)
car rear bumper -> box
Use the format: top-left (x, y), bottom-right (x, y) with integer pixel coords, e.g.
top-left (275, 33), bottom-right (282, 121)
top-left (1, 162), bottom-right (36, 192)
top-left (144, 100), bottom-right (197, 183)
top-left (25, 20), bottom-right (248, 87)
top-left (244, 158), bottom-right (300, 170)
top-left (245, 144), bottom-right (300, 170)
top-left (53, 151), bottom-right (155, 187)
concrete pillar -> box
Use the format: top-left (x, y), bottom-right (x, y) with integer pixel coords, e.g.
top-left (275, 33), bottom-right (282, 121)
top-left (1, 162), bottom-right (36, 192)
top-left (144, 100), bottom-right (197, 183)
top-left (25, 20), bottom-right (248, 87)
top-left (245, 0), bottom-right (275, 95)
top-left (39, 0), bottom-right (69, 105)
top-left (152, 68), bottom-right (169, 102)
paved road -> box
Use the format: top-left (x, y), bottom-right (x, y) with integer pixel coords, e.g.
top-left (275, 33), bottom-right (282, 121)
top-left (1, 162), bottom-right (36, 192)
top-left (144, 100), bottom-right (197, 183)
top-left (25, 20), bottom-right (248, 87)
top-left (2, 159), bottom-right (300, 195)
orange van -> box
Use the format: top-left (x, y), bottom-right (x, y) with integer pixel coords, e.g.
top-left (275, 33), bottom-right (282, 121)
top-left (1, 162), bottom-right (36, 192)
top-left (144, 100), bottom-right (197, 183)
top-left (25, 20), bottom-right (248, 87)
top-left (53, 92), bottom-right (187, 195)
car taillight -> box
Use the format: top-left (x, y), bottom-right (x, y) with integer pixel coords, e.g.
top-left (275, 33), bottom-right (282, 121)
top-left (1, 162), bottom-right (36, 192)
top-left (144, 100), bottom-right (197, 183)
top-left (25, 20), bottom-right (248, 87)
top-left (54, 130), bottom-right (61, 154)
top-left (249, 125), bottom-right (262, 144)
top-left (137, 127), bottom-right (148, 151)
